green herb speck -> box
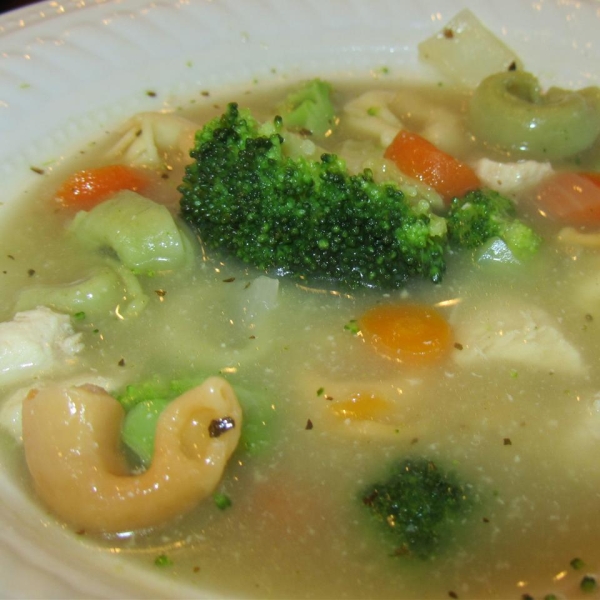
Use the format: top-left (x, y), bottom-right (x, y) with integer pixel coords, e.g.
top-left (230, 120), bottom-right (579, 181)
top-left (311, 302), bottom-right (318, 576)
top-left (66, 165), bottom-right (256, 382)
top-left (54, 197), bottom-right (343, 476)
top-left (344, 319), bottom-right (360, 335)
top-left (571, 557), bottom-right (585, 570)
top-left (214, 492), bottom-right (232, 510)
top-left (154, 554), bottom-right (173, 567)
top-left (581, 575), bottom-right (597, 593)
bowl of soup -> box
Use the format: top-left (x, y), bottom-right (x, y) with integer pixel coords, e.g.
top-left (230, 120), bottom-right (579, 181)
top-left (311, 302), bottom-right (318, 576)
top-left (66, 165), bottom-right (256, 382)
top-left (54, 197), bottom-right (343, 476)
top-left (1, 1), bottom-right (600, 598)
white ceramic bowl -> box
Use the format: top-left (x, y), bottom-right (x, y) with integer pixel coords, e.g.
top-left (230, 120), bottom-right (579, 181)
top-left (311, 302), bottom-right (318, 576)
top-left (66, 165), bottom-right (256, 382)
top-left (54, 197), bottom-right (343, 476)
top-left (0, 0), bottom-right (598, 597)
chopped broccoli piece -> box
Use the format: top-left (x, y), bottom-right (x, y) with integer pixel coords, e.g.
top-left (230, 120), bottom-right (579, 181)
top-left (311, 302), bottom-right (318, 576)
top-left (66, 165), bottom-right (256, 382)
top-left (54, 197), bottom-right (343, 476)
top-left (361, 458), bottom-right (473, 559)
top-left (117, 375), bottom-right (182, 412)
top-left (213, 492), bottom-right (232, 510)
top-left (277, 78), bottom-right (336, 138)
top-left (121, 398), bottom-right (171, 468)
top-left (179, 102), bottom-right (447, 289)
top-left (234, 386), bottom-right (278, 456)
top-left (116, 373), bottom-right (277, 466)
top-left (447, 188), bottom-right (541, 259)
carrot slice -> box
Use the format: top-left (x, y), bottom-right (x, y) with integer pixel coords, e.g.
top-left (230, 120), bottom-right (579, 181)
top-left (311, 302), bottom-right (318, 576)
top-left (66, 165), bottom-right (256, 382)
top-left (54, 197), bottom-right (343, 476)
top-left (358, 303), bottom-right (453, 365)
top-left (384, 130), bottom-right (480, 202)
top-left (329, 393), bottom-right (390, 422)
top-left (56, 164), bottom-right (149, 210)
top-left (534, 171), bottom-right (600, 226)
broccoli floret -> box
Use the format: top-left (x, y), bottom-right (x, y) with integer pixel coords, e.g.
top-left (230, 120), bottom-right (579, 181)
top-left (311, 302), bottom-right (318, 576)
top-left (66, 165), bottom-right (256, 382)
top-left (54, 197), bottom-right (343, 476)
top-left (179, 102), bottom-right (447, 289)
top-left (361, 458), bottom-right (473, 559)
top-left (277, 78), bottom-right (336, 138)
top-left (447, 188), bottom-right (541, 259)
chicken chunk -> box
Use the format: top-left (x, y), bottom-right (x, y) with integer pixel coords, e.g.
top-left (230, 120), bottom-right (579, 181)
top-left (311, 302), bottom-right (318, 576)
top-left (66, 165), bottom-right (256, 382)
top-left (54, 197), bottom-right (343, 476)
top-left (474, 157), bottom-right (553, 195)
top-left (451, 300), bottom-right (585, 375)
top-left (0, 307), bottom-right (83, 388)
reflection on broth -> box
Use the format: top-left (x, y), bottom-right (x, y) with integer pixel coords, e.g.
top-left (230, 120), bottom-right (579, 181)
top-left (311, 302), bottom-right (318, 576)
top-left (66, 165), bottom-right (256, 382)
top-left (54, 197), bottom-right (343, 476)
top-left (1, 16), bottom-right (600, 599)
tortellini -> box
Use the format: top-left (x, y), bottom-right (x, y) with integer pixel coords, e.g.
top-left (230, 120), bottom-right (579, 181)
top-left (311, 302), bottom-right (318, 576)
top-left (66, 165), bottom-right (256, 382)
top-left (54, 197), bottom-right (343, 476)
top-left (468, 71), bottom-right (600, 160)
top-left (22, 377), bottom-right (242, 533)
top-left (70, 190), bottom-right (190, 272)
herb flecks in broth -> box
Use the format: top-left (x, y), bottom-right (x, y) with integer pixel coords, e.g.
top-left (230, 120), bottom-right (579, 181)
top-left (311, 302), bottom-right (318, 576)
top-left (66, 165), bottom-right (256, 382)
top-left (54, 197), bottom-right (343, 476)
top-left (1, 8), bottom-right (600, 600)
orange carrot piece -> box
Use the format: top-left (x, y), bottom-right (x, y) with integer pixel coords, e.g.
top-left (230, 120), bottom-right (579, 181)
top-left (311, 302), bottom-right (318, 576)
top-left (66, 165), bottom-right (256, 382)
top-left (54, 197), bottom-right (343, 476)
top-left (358, 303), bottom-right (453, 365)
top-left (534, 171), bottom-right (600, 226)
top-left (56, 164), bottom-right (149, 210)
top-left (384, 130), bottom-right (480, 202)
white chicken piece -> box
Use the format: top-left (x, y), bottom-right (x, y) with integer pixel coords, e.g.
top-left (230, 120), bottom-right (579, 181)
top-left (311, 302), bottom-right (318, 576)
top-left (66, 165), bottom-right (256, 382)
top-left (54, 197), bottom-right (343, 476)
top-left (474, 157), bottom-right (554, 195)
top-left (0, 307), bottom-right (83, 388)
top-left (105, 112), bottom-right (197, 168)
top-left (342, 91), bottom-right (402, 148)
top-left (451, 300), bottom-right (585, 375)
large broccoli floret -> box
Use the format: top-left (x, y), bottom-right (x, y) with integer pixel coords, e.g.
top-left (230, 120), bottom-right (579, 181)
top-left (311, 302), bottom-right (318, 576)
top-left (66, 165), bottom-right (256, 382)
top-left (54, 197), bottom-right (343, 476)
top-left (179, 102), bottom-right (447, 289)
top-left (447, 188), bottom-right (541, 259)
top-left (361, 458), bottom-right (474, 559)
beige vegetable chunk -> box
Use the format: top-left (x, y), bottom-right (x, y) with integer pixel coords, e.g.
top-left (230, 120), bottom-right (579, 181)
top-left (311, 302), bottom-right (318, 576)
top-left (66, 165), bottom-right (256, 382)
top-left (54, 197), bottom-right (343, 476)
top-left (22, 377), bottom-right (242, 533)
top-left (106, 112), bottom-right (197, 168)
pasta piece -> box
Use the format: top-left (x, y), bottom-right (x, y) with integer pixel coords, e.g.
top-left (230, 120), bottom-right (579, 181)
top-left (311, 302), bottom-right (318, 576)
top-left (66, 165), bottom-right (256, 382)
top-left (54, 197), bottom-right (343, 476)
top-left (469, 71), bottom-right (600, 161)
top-left (16, 265), bottom-right (128, 319)
top-left (70, 190), bottom-right (189, 272)
top-left (0, 373), bottom-right (119, 443)
top-left (22, 377), bottom-right (242, 533)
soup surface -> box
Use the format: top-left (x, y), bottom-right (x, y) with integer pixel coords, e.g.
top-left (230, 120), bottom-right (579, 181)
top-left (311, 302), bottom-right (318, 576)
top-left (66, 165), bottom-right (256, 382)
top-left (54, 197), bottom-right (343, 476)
top-left (1, 73), bottom-right (600, 600)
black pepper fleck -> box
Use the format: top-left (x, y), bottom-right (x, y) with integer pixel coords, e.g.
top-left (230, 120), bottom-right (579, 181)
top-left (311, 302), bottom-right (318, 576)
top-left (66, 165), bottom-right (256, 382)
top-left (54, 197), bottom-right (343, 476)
top-left (208, 416), bottom-right (236, 438)
top-left (503, 438), bottom-right (512, 445)
top-left (118, 358), bottom-right (126, 367)
top-left (305, 419), bottom-right (313, 430)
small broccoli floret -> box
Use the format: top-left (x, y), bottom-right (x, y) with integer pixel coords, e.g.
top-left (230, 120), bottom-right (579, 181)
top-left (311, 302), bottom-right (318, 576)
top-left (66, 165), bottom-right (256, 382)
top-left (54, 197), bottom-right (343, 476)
top-left (277, 78), bottom-right (336, 138)
top-left (179, 102), bottom-right (447, 289)
top-left (361, 458), bottom-right (473, 559)
top-left (447, 188), bottom-right (541, 259)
